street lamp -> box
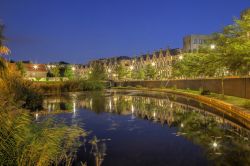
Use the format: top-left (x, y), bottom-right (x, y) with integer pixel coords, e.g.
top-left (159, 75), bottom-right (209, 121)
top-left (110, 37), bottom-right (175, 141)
top-left (33, 65), bottom-right (38, 70)
top-left (210, 44), bottom-right (216, 50)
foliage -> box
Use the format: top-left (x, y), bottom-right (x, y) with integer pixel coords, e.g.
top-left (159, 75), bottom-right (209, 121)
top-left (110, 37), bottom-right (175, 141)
top-left (144, 64), bottom-right (156, 80)
top-left (37, 80), bottom-right (104, 93)
top-left (115, 64), bottom-right (129, 80)
top-left (51, 66), bottom-right (60, 77)
top-left (1, 73), bottom-right (43, 111)
top-left (132, 68), bottom-right (145, 80)
top-left (173, 12), bottom-right (250, 78)
top-left (0, 101), bottom-right (86, 166)
top-left (0, 57), bottom-right (7, 77)
top-left (0, 24), bottom-right (10, 56)
top-left (16, 61), bottom-right (26, 76)
top-left (172, 53), bottom-right (222, 78)
top-left (64, 65), bottom-right (74, 80)
top-left (89, 63), bottom-right (107, 81)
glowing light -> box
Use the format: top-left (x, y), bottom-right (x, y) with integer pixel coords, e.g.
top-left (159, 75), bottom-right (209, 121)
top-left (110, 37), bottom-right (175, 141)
top-left (210, 44), bottom-right (216, 49)
top-left (35, 113), bottom-right (38, 120)
top-left (153, 112), bottom-right (156, 118)
top-left (131, 105), bottom-right (134, 113)
top-left (89, 71), bottom-right (92, 74)
top-left (109, 100), bottom-right (112, 111)
top-left (47, 65), bottom-right (51, 69)
top-left (72, 67), bottom-right (76, 71)
top-left (179, 55), bottom-right (183, 60)
top-left (213, 142), bottom-right (218, 148)
top-left (33, 65), bottom-right (38, 70)
top-left (108, 69), bottom-right (111, 73)
top-left (170, 102), bottom-right (173, 108)
top-left (151, 62), bottom-right (156, 66)
top-left (181, 123), bottom-right (184, 128)
top-left (129, 66), bottom-right (134, 70)
top-left (73, 102), bottom-right (76, 113)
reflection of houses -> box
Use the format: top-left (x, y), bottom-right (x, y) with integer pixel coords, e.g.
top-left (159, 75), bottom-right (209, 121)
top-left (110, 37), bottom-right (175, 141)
top-left (23, 63), bottom-right (48, 80)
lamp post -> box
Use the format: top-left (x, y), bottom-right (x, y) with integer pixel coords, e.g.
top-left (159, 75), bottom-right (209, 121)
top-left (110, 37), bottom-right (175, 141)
top-left (210, 44), bottom-right (216, 50)
top-left (179, 55), bottom-right (183, 60)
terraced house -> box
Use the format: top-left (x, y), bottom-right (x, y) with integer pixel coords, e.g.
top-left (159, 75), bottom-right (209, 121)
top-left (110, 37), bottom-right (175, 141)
top-left (132, 48), bottom-right (181, 79)
top-left (79, 48), bottom-right (181, 80)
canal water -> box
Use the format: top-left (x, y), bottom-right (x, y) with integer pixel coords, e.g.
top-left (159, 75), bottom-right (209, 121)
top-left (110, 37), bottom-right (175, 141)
top-left (40, 90), bottom-right (250, 166)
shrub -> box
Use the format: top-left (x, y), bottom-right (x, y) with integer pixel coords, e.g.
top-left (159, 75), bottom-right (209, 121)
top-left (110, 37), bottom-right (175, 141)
top-left (171, 85), bottom-right (177, 90)
top-left (200, 89), bottom-right (211, 95)
top-left (136, 85), bottom-right (143, 88)
top-left (243, 101), bottom-right (250, 109)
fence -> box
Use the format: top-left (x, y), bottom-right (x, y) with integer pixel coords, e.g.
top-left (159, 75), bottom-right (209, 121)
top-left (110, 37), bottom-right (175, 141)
top-left (114, 77), bottom-right (250, 99)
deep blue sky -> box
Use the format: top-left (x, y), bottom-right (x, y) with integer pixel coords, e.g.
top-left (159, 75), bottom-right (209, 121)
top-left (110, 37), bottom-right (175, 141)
top-left (1, 0), bottom-right (249, 64)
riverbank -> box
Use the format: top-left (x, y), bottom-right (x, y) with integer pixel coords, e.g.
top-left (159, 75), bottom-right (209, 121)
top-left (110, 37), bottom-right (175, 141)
top-left (34, 80), bottom-right (105, 93)
top-left (112, 86), bottom-right (250, 127)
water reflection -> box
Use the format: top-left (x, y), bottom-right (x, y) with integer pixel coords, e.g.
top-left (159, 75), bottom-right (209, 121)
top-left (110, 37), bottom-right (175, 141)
top-left (43, 90), bottom-right (250, 165)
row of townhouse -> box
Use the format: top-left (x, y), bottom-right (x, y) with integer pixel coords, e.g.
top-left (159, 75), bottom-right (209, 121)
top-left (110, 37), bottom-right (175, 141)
top-left (79, 48), bottom-right (182, 80)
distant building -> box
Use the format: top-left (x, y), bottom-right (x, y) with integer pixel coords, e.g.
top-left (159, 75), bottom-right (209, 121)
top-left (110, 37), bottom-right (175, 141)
top-left (78, 49), bottom-right (181, 80)
top-left (23, 63), bottom-right (48, 80)
top-left (183, 34), bottom-right (211, 52)
top-left (132, 48), bottom-right (181, 79)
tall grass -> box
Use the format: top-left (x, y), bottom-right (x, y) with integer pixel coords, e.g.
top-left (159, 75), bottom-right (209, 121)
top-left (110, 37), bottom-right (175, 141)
top-left (37, 80), bottom-right (105, 93)
top-left (0, 103), bottom-right (86, 166)
top-left (0, 60), bottom-right (87, 165)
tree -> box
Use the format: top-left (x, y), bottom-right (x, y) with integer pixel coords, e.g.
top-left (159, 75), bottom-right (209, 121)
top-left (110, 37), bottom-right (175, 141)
top-left (64, 66), bottom-right (74, 80)
top-left (210, 12), bottom-right (250, 75)
top-left (0, 24), bottom-right (10, 56)
top-left (16, 61), bottom-right (26, 76)
top-left (132, 68), bottom-right (145, 80)
top-left (51, 66), bottom-right (60, 77)
top-left (144, 64), bottom-right (156, 80)
top-left (89, 63), bottom-right (107, 81)
top-left (0, 24), bottom-right (10, 77)
top-left (115, 64), bottom-right (129, 80)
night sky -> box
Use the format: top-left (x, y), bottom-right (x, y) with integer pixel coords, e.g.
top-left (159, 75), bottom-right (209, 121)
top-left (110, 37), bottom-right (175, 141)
top-left (1, 0), bottom-right (249, 64)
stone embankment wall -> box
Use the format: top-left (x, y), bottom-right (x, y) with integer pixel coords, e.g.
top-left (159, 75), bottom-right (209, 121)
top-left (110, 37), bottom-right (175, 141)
top-left (114, 77), bottom-right (250, 99)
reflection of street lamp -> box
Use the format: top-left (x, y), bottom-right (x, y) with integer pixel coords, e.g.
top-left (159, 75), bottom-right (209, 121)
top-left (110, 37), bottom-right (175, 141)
top-left (35, 113), bottom-right (38, 120)
top-left (131, 105), bottom-right (134, 113)
top-left (210, 44), bottom-right (216, 50)
top-left (213, 142), bottom-right (218, 148)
